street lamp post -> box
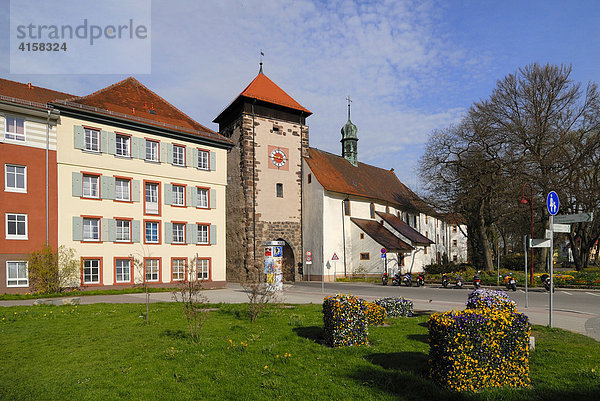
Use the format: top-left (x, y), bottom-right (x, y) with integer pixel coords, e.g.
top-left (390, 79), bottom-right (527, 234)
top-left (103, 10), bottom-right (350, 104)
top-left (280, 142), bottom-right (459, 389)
top-left (520, 183), bottom-right (534, 286)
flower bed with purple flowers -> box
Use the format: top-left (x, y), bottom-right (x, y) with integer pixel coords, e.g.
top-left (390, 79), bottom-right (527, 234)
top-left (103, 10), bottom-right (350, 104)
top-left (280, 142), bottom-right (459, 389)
top-left (466, 289), bottom-right (517, 313)
top-left (428, 291), bottom-right (530, 392)
top-left (374, 297), bottom-right (414, 317)
top-left (322, 294), bottom-right (368, 347)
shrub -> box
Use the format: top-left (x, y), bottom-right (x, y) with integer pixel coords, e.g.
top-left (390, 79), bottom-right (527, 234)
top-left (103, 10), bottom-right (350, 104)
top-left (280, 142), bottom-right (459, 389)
top-left (428, 308), bottom-right (530, 392)
top-left (322, 294), bottom-right (368, 347)
top-left (28, 245), bottom-right (79, 294)
top-left (466, 289), bottom-right (517, 313)
top-left (374, 297), bottom-right (413, 317)
top-left (365, 302), bottom-right (386, 326)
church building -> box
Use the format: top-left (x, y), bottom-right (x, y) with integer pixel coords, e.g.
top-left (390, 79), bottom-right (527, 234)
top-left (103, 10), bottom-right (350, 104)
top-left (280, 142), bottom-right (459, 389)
top-left (218, 67), bottom-right (467, 281)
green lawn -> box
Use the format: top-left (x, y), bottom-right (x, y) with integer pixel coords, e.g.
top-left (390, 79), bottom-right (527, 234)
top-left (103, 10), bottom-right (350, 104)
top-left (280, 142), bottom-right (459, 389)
top-left (0, 303), bottom-right (598, 400)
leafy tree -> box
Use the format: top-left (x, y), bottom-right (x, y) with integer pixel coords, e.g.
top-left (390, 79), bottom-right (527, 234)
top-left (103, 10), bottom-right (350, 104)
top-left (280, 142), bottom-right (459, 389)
top-left (28, 245), bottom-right (79, 293)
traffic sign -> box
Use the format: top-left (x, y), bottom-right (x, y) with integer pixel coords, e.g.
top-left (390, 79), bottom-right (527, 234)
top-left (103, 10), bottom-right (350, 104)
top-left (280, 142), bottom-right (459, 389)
top-left (331, 253), bottom-right (339, 261)
top-left (547, 192), bottom-right (559, 216)
top-left (305, 251), bottom-right (312, 264)
top-left (554, 212), bottom-right (593, 224)
top-left (530, 238), bottom-right (551, 248)
top-left (381, 253), bottom-right (386, 259)
top-left (380, 248), bottom-right (387, 254)
top-left (551, 223), bottom-right (570, 233)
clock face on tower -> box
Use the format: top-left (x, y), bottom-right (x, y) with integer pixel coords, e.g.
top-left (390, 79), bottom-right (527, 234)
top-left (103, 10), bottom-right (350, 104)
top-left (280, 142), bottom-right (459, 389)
top-left (270, 148), bottom-right (287, 168)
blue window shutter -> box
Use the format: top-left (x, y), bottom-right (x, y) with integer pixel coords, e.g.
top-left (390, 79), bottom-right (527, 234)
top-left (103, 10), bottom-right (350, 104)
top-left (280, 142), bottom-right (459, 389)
top-left (72, 216), bottom-right (83, 241)
top-left (132, 220), bottom-right (140, 243)
top-left (186, 224), bottom-right (196, 244)
top-left (131, 137), bottom-right (139, 159)
top-left (100, 130), bottom-right (109, 153)
top-left (210, 225), bottom-right (217, 245)
top-left (101, 176), bottom-right (115, 200)
top-left (107, 219), bottom-right (116, 242)
top-left (107, 131), bottom-right (116, 155)
top-left (166, 143), bottom-right (173, 164)
top-left (73, 126), bottom-right (84, 149)
top-left (72, 172), bottom-right (82, 197)
top-left (160, 141), bottom-right (167, 162)
top-left (192, 148), bottom-right (198, 169)
top-left (164, 183), bottom-right (172, 205)
top-left (141, 139), bottom-right (148, 160)
top-left (186, 186), bottom-right (194, 207)
top-left (209, 151), bottom-right (216, 171)
top-left (186, 147), bottom-right (193, 167)
top-left (210, 189), bottom-right (216, 209)
top-left (165, 222), bottom-right (172, 244)
top-left (132, 180), bottom-right (140, 202)
top-left (101, 218), bottom-right (109, 241)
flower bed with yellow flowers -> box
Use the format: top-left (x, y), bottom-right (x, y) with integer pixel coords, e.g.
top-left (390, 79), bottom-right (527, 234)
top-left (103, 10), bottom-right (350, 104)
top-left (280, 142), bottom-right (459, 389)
top-left (374, 296), bottom-right (414, 317)
top-left (428, 306), bottom-right (530, 392)
top-left (365, 302), bottom-right (386, 326)
top-left (322, 294), bottom-right (368, 347)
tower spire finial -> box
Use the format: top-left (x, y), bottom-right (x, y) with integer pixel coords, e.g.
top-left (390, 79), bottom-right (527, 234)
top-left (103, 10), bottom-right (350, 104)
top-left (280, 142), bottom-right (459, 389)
top-left (346, 95), bottom-right (352, 121)
top-left (259, 50), bottom-right (264, 74)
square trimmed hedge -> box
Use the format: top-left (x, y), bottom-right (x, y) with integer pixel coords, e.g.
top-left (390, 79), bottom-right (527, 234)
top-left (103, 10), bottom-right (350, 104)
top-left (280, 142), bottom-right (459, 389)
top-left (466, 289), bottom-right (517, 313)
top-left (365, 302), bottom-right (386, 326)
top-left (322, 294), bottom-right (368, 347)
top-left (428, 308), bottom-right (531, 392)
top-left (374, 297), bottom-right (414, 317)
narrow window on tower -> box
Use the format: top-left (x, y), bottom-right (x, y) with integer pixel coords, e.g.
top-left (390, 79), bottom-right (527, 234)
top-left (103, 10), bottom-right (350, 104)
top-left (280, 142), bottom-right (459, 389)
top-left (343, 199), bottom-right (350, 216)
top-left (276, 183), bottom-right (283, 198)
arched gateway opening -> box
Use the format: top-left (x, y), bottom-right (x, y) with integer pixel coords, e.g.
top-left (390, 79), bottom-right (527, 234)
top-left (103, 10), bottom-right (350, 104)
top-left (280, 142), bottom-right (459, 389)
top-left (276, 238), bottom-right (296, 282)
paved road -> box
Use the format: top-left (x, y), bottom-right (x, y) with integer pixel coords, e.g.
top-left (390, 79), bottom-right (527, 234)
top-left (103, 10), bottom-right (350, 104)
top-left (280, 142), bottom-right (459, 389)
top-left (2, 281), bottom-right (598, 341)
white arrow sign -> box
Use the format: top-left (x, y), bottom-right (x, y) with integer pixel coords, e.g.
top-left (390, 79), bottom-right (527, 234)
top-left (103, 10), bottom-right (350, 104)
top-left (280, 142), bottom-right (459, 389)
top-left (551, 223), bottom-right (570, 233)
top-left (530, 238), bottom-right (551, 248)
top-left (554, 213), bottom-right (593, 224)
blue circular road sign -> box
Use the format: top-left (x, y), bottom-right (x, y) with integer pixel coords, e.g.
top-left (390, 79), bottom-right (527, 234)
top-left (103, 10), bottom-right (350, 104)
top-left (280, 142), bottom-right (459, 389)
top-left (547, 191), bottom-right (559, 216)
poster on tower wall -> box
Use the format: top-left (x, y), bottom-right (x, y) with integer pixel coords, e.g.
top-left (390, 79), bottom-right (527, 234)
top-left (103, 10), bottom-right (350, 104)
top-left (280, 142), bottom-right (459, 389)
top-left (264, 241), bottom-right (284, 291)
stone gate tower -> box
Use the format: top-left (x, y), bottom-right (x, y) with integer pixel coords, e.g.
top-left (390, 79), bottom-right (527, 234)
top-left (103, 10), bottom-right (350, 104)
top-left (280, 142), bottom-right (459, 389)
top-left (213, 67), bottom-right (311, 281)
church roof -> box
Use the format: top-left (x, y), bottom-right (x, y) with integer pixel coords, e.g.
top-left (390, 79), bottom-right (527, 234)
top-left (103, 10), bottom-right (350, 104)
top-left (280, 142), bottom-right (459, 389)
top-left (51, 77), bottom-right (232, 145)
top-left (214, 71), bottom-right (311, 124)
top-left (350, 218), bottom-right (413, 252)
top-left (0, 78), bottom-right (73, 109)
top-left (376, 211), bottom-right (434, 245)
top-left (306, 147), bottom-right (436, 215)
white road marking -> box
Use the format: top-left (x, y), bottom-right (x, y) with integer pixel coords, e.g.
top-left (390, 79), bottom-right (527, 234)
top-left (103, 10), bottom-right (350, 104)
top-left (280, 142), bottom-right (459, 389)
top-left (585, 292), bottom-right (600, 297)
top-left (561, 291), bottom-right (572, 295)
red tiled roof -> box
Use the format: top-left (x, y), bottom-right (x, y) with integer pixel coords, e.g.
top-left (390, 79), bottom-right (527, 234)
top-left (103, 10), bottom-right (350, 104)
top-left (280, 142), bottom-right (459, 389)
top-left (376, 211), bottom-right (434, 245)
top-left (306, 148), bottom-right (436, 215)
top-left (0, 78), bottom-right (73, 108)
top-left (53, 77), bottom-right (231, 144)
top-left (350, 218), bottom-right (413, 252)
top-left (238, 72), bottom-right (311, 114)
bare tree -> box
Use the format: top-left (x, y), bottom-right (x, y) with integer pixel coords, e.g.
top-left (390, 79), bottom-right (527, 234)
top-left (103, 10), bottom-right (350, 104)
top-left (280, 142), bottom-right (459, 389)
top-left (172, 257), bottom-right (209, 342)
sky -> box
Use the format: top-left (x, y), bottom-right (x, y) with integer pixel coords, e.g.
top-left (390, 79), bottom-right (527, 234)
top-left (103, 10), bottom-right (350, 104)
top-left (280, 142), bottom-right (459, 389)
top-left (2, 0), bottom-right (600, 193)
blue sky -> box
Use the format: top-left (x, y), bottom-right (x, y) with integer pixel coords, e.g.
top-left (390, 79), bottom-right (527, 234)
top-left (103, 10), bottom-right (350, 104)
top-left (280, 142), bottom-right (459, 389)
top-left (2, 0), bottom-right (600, 192)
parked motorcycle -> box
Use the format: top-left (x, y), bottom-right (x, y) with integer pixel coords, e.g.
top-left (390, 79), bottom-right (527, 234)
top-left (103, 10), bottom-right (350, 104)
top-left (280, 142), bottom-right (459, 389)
top-left (382, 271), bottom-right (388, 286)
top-left (504, 273), bottom-right (517, 291)
top-left (391, 272), bottom-right (402, 286)
top-left (415, 273), bottom-right (425, 287)
top-left (473, 271), bottom-right (481, 289)
top-left (403, 273), bottom-right (412, 287)
top-left (540, 274), bottom-right (553, 292)
top-left (442, 273), bottom-right (449, 288)
top-left (455, 275), bottom-right (463, 289)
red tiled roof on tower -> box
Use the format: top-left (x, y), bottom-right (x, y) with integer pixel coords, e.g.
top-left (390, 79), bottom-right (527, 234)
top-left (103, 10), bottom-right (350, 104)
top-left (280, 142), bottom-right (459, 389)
top-left (52, 77), bottom-right (231, 144)
top-left (306, 147), bottom-right (436, 215)
top-left (0, 78), bottom-right (74, 108)
top-left (238, 72), bottom-right (311, 114)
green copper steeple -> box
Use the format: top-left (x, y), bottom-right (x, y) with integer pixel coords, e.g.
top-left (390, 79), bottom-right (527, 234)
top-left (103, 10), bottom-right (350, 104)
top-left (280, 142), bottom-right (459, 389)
top-left (341, 96), bottom-right (358, 166)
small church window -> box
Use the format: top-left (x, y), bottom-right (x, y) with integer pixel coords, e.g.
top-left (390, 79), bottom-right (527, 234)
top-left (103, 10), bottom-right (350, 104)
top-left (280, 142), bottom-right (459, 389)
top-left (370, 203), bottom-right (375, 218)
top-left (343, 199), bottom-right (350, 216)
top-left (360, 233), bottom-right (364, 239)
top-left (360, 253), bottom-right (370, 260)
top-left (308, 174), bottom-right (312, 183)
top-left (385, 205), bottom-right (389, 213)
top-left (273, 125), bottom-right (280, 132)
top-left (399, 254), bottom-right (405, 266)
top-left (276, 183), bottom-right (283, 198)
top-left (424, 246), bottom-right (428, 255)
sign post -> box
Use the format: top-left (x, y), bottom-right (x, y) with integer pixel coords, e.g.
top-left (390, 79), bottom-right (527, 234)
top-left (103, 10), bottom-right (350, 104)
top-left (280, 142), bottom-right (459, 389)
top-left (546, 191), bottom-right (559, 327)
top-left (381, 248), bottom-right (387, 276)
top-left (524, 235), bottom-right (528, 308)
